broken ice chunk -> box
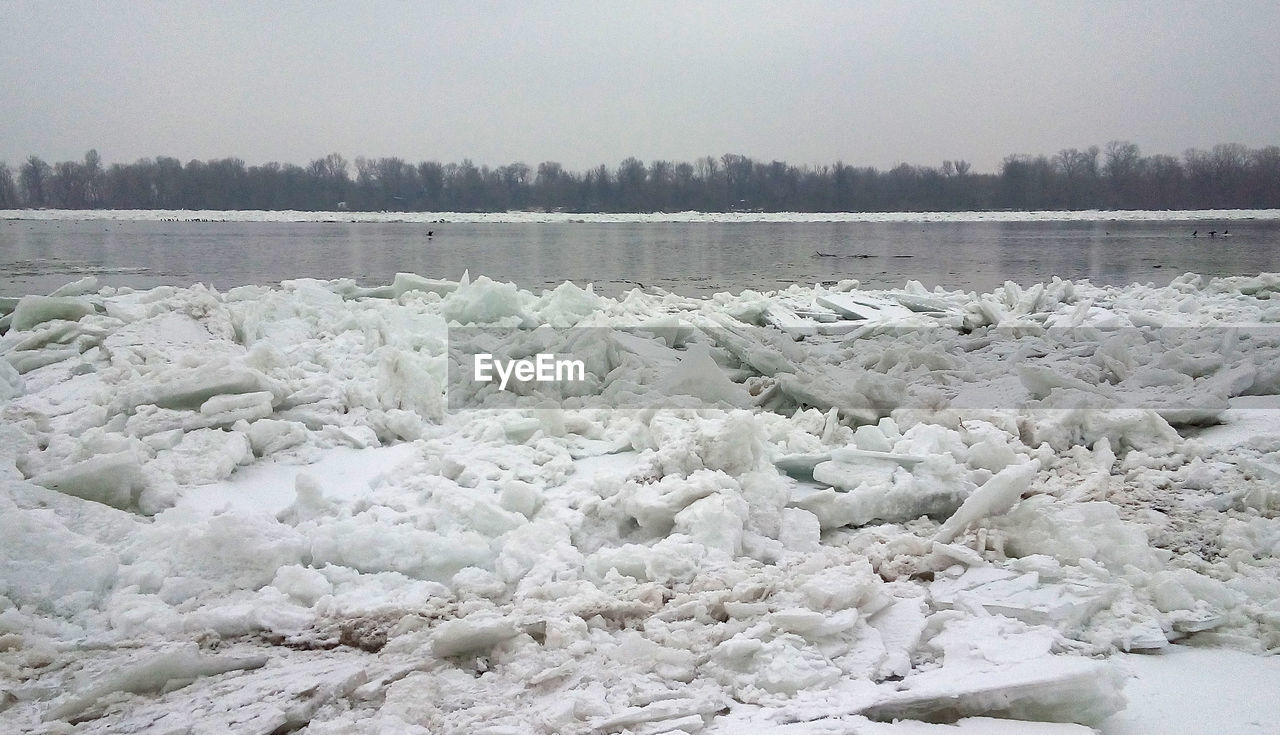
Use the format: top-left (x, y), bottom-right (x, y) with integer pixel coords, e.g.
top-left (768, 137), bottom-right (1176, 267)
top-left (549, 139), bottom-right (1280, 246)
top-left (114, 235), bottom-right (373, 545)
top-left (115, 365), bottom-right (277, 413)
top-left (765, 302), bottom-right (816, 340)
top-left (588, 696), bottom-right (724, 733)
top-left (816, 291), bottom-right (916, 322)
top-left (47, 276), bottom-right (100, 298)
top-left (709, 633), bottom-right (843, 697)
top-left (5, 347), bottom-right (81, 374)
top-left (929, 567), bottom-right (1120, 633)
top-left (812, 458), bottom-right (898, 491)
top-left (830, 446), bottom-right (928, 468)
top-left (772, 451), bottom-right (830, 479)
top-left (778, 507), bottom-right (822, 552)
top-left (658, 342), bottom-right (753, 408)
top-left (853, 424), bottom-right (894, 452)
top-left (934, 459), bottom-right (1040, 543)
top-left (29, 450), bottom-right (147, 510)
top-left (431, 615), bottom-right (520, 657)
top-left (392, 271), bottom-right (460, 298)
top-left (246, 418), bottom-right (309, 456)
top-left (44, 644), bottom-right (267, 722)
top-left (993, 496), bottom-right (1164, 574)
top-left (861, 655), bottom-right (1125, 726)
top-left (9, 295), bottom-right (97, 331)
top-left (199, 390), bottom-right (276, 427)
top-left (0, 359), bottom-right (22, 400)
top-left (673, 492), bottom-right (749, 555)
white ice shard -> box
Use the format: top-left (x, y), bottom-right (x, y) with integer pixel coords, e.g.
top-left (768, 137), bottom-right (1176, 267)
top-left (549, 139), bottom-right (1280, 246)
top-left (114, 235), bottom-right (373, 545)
top-left (114, 364), bottom-right (278, 413)
top-left (29, 449), bottom-right (147, 510)
top-left (934, 459), bottom-right (1041, 543)
top-left (861, 654), bottom-right (1125, 726)
top-left (657, 342), bottom-right (753, 408)
top-left (48, 276), bottom-right (100, 298)
top-left (44, 644), bottom-right (267, 722)
top-left (8, 295), bottom-right (97, 331)
top-left (391, 271), bottom-right (460, 298)
top-left (816, 290), bottom-right (917, 322)
top-left (430, 614), bottom-right (520, 657)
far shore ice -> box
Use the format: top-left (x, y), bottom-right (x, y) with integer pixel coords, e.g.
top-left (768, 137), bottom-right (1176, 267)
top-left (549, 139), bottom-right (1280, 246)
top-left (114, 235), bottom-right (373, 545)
top-left (3, 207), bottom-right (1280, 225)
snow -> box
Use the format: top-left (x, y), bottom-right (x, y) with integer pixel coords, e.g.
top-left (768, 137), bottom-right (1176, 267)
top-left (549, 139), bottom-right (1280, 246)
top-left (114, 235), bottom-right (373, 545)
top-left (1100, 647), bottom-right (1280, 735)
top-left (3, 267), bottom-right (1280, 732)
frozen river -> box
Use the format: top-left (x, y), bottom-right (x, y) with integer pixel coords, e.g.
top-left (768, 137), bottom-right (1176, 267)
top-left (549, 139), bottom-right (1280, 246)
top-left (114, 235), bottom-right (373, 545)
top-left (4, 210), bottom-right (1280, 296)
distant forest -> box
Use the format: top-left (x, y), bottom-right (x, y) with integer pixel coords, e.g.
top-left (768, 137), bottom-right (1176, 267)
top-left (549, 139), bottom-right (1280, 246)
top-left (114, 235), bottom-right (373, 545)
top-left (1, 142), bottom-right (1278, 213)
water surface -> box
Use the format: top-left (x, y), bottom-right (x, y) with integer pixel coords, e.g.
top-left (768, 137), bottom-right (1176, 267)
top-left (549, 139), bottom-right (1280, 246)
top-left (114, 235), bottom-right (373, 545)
top-left (3, 217), bottom-right (1277, 297)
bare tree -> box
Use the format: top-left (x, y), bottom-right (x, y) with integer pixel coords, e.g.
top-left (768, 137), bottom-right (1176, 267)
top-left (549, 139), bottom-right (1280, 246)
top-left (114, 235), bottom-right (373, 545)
top-left (0, 162), bottom-right (18, 207)
top-left (19, 155), bottom-right (51, 207)
top-left (84, 149), bottom-right (103, 207)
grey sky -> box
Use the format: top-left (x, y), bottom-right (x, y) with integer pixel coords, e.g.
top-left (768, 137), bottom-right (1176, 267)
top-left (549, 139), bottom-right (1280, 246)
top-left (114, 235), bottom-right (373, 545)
top-left (3, 1), bottom-right (1278, 174)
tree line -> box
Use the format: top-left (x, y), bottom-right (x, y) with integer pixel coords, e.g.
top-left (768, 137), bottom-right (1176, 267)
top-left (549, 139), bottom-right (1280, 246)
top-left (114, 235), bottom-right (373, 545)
top-left (1, 142), bottom-right (1277, 213)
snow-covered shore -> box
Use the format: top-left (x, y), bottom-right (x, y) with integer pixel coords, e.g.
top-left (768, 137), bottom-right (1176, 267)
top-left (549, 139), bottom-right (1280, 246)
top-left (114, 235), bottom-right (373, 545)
top-left (3, 207), bottom-right (1279, 224)
top-left (2, 270), bottom-right (1280, 733)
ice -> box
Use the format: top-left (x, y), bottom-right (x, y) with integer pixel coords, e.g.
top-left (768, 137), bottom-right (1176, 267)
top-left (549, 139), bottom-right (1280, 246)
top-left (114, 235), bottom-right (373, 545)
top-left (929, 566), bottom-right (1121, 633)
top-left (7, 207), bottom-right (1278, 224)
top-left (309, 519), bottom-right (492, 582)
top-left (440, 274), bottom-right (533, 325)
top-left (815, 290), bottom-right (918, 322)
top-left (801, 453), bottom-right (974, 529)
top-left (861, 654), bottom-right (1125, 725)
top-left (47, 276), bottom-right (101, 298)
top-left (0, 489), bottom-right (120, 613)
top-left (113, 364), bottom-right (277, 413)
top-left (831, 447), bottom-right (928, 467)
top-left (588, 697), bottom-right (724, 732)
top-left (0, 359), bottom-right (22, 401)
top-left (892, 289), bottom-right (957, 314)
top-left (29, 449), bottom-right (147, 510)
top-left (8, 295), bottom-right (97, 331)
top-left (853, 424), bottom-right (894, 452)
top-left (245, 417), bottom-right (309, 456)
top-left (934, 459), bottom-right (1040, 543)
top-left (778, 507), bottom-right (822, 551)
top-left (533, 280), bottom-right (603, 326)
top-left (146, 428), bottom-right (252, 486)
top-left (812, 458), bottom-right (897, 492)
top-left (199, 390), bottom-right (275, 425)
top-left (44, 644), bottom-right (267, 722)
top-left (430, 614), bottom-right (521, 657)
top-left (391, 271), bottom-right (459, 298)
top-left (3, 269), bottom-right (1280, 733)
top-left (765, 302), bottom-right (817, 340)
top-left (658, 342), bottom-right (753, 408)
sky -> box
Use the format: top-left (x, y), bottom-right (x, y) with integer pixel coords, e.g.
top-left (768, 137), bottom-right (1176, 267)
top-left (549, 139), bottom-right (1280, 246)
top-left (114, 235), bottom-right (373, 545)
top-left (2, 1), bottom-right (1278, 174)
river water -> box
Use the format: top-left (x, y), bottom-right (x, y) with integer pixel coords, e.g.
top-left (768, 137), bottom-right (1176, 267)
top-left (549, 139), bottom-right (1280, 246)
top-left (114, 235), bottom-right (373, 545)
top-left (3, 216), bottom-right (1278, 297)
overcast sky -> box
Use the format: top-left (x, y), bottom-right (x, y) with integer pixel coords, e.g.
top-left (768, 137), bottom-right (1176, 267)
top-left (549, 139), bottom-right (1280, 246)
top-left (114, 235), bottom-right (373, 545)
top-left (3, 1), bottom-right (1278, 174)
